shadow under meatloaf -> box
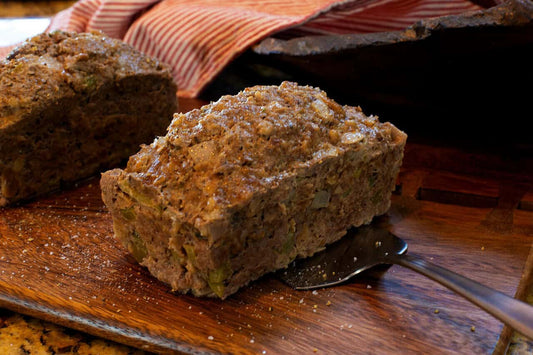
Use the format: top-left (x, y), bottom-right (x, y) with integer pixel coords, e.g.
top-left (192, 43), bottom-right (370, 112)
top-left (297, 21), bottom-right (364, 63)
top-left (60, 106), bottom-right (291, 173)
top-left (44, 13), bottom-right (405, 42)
top-left (0, 30), bottom-right (177, 206)
top-left (101, 81), bottom-right (406, 299)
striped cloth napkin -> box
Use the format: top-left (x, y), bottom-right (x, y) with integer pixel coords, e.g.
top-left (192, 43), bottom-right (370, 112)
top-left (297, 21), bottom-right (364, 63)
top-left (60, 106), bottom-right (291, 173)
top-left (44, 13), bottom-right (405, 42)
top-left (1, 0), bottom-right (494, 98)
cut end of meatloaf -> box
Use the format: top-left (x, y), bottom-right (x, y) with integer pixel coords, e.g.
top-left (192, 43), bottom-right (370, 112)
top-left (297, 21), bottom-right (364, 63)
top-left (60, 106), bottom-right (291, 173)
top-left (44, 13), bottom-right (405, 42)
top-left (0, 30), bottom-right (178, 206)
top-left (100, 81), bottom-right (406, 299)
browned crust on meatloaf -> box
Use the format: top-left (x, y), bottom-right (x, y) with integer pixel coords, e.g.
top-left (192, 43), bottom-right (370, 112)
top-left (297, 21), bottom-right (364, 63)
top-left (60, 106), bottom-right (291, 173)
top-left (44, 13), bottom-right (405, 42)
top-left (0, 30), bottom-right (177, 206)
top-left (101, 81), bottom-right (406, 299)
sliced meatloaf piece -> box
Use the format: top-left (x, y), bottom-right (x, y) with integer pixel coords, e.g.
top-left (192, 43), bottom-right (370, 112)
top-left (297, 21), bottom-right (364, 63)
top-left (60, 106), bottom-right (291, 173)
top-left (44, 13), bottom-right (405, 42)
top-left (100, 81), bottom-right (407, 299)
top-left (0, 30), bottom-right (177, 206)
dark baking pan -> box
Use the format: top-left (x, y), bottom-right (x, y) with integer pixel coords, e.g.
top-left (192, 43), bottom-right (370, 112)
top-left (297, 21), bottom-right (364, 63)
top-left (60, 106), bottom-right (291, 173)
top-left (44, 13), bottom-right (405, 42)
top-left (201, 0), bottom-right (533, 145)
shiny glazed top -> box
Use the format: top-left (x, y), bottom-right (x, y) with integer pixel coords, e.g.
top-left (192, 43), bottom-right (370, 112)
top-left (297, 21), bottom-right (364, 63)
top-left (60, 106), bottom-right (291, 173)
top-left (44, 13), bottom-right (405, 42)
top-left (125, 82), bottom-right (402, 220)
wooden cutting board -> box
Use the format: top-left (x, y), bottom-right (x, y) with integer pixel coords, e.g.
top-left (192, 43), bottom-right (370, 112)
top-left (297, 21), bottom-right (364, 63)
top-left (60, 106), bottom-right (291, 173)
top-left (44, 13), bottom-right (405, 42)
top-left (1, 129), bottom-right (532, 354)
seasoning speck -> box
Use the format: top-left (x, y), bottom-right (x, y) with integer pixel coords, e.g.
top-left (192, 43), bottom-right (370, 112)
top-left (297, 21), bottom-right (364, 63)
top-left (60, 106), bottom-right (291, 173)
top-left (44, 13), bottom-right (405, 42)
top-left (208, 335), bottom-right (214, 340)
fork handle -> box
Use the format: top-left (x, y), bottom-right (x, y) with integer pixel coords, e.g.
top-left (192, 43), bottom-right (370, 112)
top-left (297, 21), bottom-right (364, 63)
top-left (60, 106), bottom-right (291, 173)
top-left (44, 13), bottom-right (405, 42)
top-left (391, 253), bottom-right (533, 339)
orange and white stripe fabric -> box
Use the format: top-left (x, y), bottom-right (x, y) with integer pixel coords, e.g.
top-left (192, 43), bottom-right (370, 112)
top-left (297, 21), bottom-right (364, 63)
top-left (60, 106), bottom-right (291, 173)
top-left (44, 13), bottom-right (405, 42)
top-left (1, 0), bottom-right (495, 97)
top-left (280, 0), bottom-right (492, 37)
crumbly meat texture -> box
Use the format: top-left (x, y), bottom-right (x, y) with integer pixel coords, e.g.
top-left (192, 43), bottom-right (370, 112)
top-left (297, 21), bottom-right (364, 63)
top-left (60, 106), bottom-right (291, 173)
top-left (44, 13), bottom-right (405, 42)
top-left (0, 30), bottom-right (178, 206)
top-left (101, 81), bottom-right (406, 299)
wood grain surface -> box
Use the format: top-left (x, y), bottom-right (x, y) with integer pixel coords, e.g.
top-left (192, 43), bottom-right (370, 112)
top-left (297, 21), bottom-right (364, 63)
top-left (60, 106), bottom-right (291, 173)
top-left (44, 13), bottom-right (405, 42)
top-left (0, 100), bottom-right (532, 354)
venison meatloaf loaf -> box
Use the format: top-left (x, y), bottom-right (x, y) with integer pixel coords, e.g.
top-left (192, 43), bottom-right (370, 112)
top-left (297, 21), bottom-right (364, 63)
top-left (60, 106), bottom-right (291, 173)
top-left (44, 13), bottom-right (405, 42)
top-left (0, 30), bottom-right (177, 206)
top-left (101, 81), bottom-right (407, 299)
